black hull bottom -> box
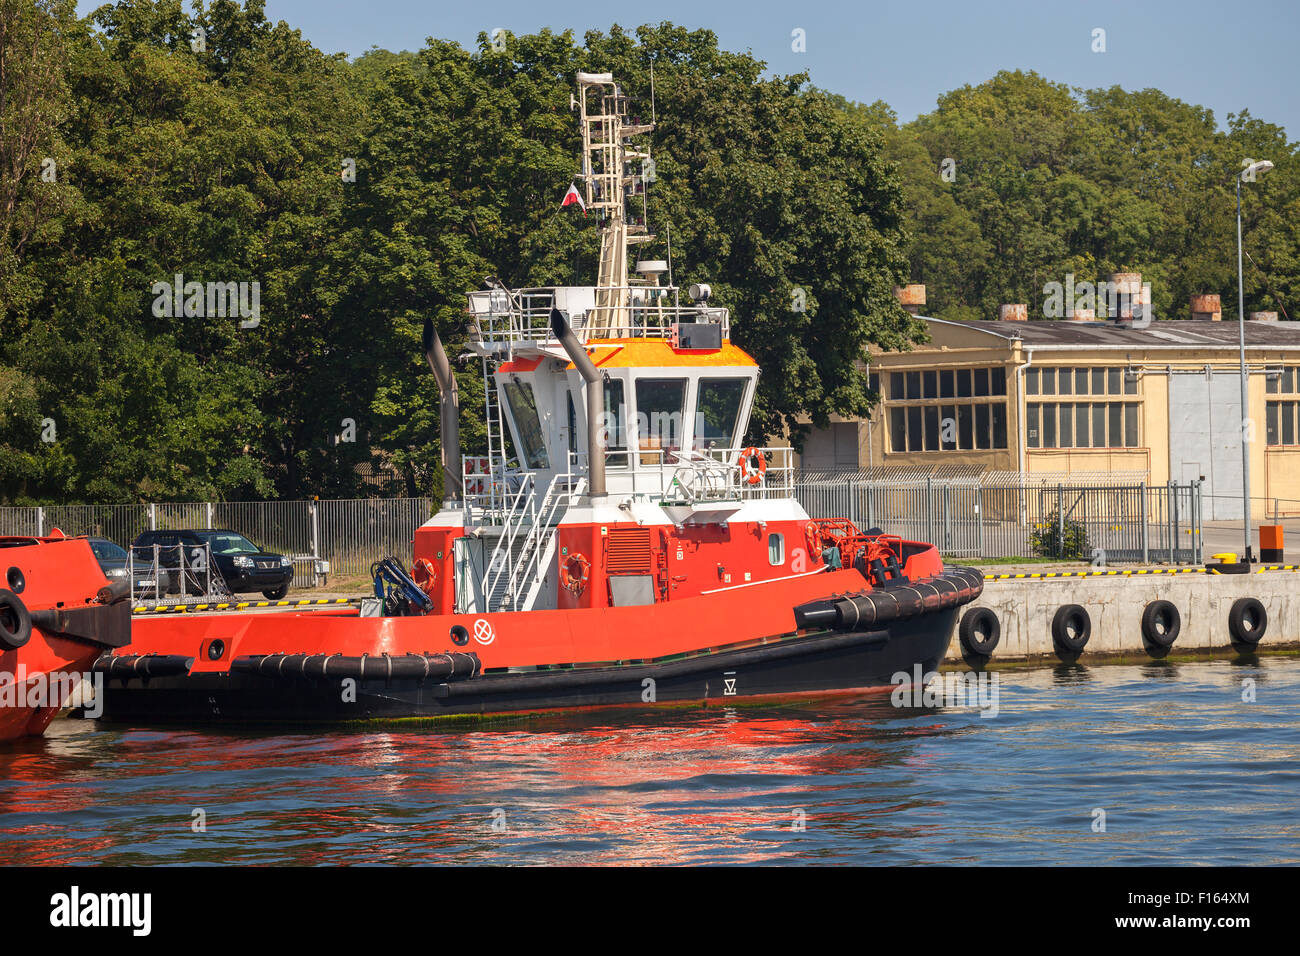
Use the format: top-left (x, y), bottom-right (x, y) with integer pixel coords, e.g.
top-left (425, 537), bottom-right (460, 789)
top-left (94, 611), bottom-right (958, 727)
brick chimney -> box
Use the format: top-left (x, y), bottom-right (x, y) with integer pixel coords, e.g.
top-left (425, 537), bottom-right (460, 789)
top-left (999, 303), bottom-right (1028, 322)
top-left (1190, 294), bottom-right (1222, 321)
top-left (1109, 273), bottom-right (1147, 322)
top-left (1250, 311), bottom-right (1279, 322)
top-left (1068, 308), bottom-right (1096, 322)
top-left (894, 284), bottom-right (927, 316)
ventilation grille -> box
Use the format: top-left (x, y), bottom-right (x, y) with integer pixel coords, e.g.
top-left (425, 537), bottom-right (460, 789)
top-left (607, 527), bottom-right (652, 574)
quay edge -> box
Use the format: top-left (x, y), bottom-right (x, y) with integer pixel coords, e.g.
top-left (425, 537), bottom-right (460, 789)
top-left (949, 566), bottom-right (1300, 666)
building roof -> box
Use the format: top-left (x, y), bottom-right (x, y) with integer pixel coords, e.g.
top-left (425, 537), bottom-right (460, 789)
top-left (925, 317), bottom-right (1300, 350)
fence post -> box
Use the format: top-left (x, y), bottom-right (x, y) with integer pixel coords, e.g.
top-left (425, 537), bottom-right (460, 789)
top-left (1168, 481), bottom-right (1175, 564)
top-left (926, 476), bottom-right (933, 544)
top-left (309, 499), bottom-right (322, 588)
top-left (206, 502), bottom-right (213, 529)
top-left (148, 503), bottom-right (156, 531)
top-left (1057, 484), bottom-right (1064, 559)
top-left (1196, 481), bottom-right (1204, 564)
top-left (1140, 481), bottom-right (1149, 565)
top-left (943, 483), bottom-right (951, 551)
top-left (36, 506), bottom-right (44, 536)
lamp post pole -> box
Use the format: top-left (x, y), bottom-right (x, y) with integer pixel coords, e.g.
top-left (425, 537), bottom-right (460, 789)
top-left (1237, 175), bottom-right (1250, 561)
top-left (1235, 160), bottom-right (1274, 563)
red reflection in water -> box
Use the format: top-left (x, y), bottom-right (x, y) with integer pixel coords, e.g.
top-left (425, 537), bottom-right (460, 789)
top-left (0, 692), bottom-right (949, 865)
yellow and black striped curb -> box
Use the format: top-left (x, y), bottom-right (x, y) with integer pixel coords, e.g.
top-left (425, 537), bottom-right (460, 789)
top-left (132, 597), bottom-right (364, 615)
top-left (986, 565), bottom-right (1300, 581)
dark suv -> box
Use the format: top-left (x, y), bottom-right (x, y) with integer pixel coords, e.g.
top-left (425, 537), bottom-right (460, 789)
top-left (131, 529), bottom-right (294, 600)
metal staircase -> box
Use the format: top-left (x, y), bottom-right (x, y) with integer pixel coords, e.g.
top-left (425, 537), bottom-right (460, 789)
top-left (481, 472), bottom-right (584, 611)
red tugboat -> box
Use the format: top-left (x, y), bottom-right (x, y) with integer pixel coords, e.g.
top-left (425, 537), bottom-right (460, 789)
top-left (94, 73), bottom-right (981, 726)
top-left (0, 533), bottom-right (131, 740)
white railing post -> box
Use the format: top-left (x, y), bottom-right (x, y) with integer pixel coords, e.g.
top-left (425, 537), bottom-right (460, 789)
top-left (36, 506), bottom-right (44, 536)
top-left (310, 498), bottom-right (321, 588)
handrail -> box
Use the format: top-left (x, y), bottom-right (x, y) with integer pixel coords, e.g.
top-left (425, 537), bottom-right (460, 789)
top-left (480, 472), bottom-right (537, 609)
top-left (467, 285), bottom-right (729, 344)
top-left (503, 471), bottom-right (586, 607)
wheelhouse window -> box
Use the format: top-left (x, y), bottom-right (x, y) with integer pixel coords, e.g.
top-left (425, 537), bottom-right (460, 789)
top-left (694, 378), bottom-right (747, 451)
top-left (503, 381), bottom-right (550, 469)
top-left (604, 379), bottom-right (629, 468)
top-left (635, 378), bottom-right (686, 463)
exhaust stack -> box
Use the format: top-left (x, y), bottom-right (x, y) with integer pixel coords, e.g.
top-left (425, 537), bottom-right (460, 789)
top-left (423, 316), bottom-right (461, 502)
top-left (550, 308), bottom-right (606, 497)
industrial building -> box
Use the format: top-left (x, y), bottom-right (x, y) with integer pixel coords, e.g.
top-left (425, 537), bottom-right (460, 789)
top-left (797, 283), bottom-right (1300, 519)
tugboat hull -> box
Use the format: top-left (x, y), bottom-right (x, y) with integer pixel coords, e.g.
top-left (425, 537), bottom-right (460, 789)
top-left (1, 535), bottom-right (131, 741)
top-left (93, 609), bottom-right (957, 725)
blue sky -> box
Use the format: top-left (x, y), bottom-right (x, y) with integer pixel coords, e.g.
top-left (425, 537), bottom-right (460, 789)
top-left (82, 0), bottom-right (1300, 137)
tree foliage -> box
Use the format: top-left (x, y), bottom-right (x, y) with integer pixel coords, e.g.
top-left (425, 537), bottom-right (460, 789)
top-left (3, 8), bottom-right (1297, 505)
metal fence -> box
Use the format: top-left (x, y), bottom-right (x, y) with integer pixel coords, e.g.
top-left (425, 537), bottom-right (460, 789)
top-left (794, 478), bottom-right (1202, 564)
top-left (0, 477), bottom-right (1204, 589)
top-left (0, 498), bottom-right (435, 586)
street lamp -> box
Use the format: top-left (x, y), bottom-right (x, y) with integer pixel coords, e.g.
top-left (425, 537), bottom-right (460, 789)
top-left (1237, 159), bottom-right (1274, 562)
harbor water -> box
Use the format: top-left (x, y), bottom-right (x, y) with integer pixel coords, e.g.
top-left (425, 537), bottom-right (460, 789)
top-left (1, 656), bottom-right (1297, 865)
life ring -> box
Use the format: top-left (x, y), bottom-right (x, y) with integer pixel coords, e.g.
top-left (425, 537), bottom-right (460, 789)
top-left (959, 607), bottom-right (1001, 659)
top-left (0, 588), bottom-right (32, 650)
top-left (1228, 597), bottom-right (1267, 649)
top-left (804, 522), bottom-right (820, 562)
top-left (1051, 604), bottom-right (1091, 659)
top-left (560, 552), bottom-right (591, 594)
top-left (1140, 600), bottom-right (1181, 649)
top-left (737, 447), bottom-right (767, 485)
top-left (412, 558), bottom-right (438, 601)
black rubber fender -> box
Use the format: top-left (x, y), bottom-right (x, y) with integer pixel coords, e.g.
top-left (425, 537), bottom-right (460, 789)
top-left (1140, 600), bottom-right (1181, 648)
top-left (1051, 604), bottom-right (1091, 656)
top-left (0, 588), bottom-right (32, 650)
top-left (958, 606), bottom-right (1001, 658)
top-left (1228, 597), bottom-right (1267, 647)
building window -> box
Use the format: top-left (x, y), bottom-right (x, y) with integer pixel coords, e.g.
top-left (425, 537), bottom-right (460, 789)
top-left (1029, 402), bottom-right (1139, 448)
top-left (890, 407), bottom-right (906, 452)
top-left (882, 366), bottom-right (1010, 452)
top-left (889, 400), bottom-right (1008, 451)
top-left (1267, 401), bottom-right (1300, 446)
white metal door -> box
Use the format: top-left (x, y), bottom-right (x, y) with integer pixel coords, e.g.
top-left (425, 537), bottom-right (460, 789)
top-left (1169, 370), bottom-right (1242, 520)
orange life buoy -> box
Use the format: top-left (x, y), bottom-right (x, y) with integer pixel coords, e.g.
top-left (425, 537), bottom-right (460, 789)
top-left (412, 558), bottom-right (438, 601)
top-left (737, 447), bottom-right (767, 485)
top-left (560, 552), bottom-right (591, 594)
top-left (804, 522), bottom-right (821, 561)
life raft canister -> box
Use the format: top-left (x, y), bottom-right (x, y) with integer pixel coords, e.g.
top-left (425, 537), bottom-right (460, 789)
top-left (560, 552), bottom-right (591, 594)
top-left (738, 446), bottom-right (767, 486)
top-left (412, 558), bottom-right (438, 602)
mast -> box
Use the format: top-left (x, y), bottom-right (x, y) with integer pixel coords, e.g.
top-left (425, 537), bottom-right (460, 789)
top-left (575, 72), bottom-right (655, 337)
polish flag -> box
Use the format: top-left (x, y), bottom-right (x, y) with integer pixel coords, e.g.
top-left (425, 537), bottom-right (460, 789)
top-left (561, 183), bottom-right (587, 215)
